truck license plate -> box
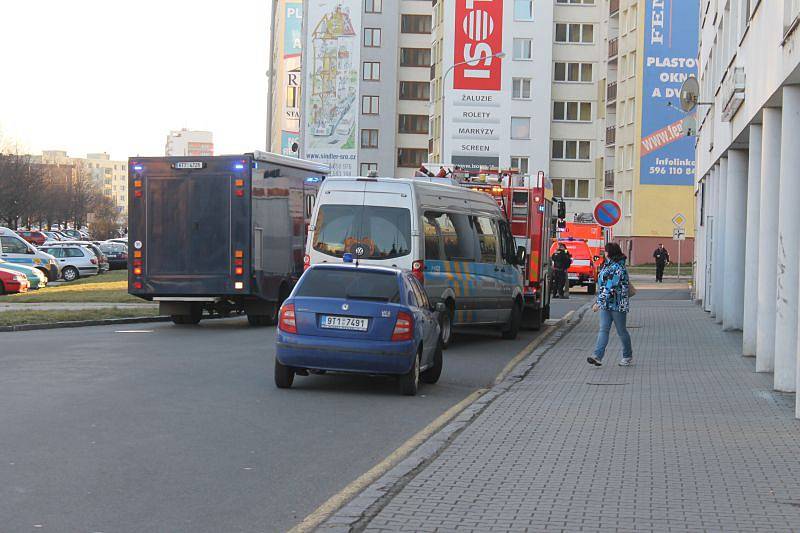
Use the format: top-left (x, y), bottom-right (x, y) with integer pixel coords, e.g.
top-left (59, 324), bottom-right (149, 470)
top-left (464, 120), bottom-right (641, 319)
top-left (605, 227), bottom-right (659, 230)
top-left (568, 274), bottom-right (579, 280)
top-left (320, 315), bottom-right (369, 331)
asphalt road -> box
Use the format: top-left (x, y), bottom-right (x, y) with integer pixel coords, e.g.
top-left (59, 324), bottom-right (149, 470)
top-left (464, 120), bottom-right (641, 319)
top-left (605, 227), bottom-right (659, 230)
top-left (0, 294), bottom-right (590, 533)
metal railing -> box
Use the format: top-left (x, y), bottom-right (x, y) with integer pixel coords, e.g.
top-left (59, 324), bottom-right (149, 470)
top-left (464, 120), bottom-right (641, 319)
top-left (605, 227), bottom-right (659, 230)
top-left (610, 0), bottom-right (619, 15)
top-left (607, 81), bottom-right (617, 102)
top-left (606, 126), bottom-right (616, 146)
top-left (608, 37), bottom-right (618, 59)
top-left (605, 170), bottom-right (615, 190)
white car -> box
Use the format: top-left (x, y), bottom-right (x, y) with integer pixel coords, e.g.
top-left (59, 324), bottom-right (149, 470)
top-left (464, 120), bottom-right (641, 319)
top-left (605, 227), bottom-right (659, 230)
top-left (39, 245), bottom-right (99, 281)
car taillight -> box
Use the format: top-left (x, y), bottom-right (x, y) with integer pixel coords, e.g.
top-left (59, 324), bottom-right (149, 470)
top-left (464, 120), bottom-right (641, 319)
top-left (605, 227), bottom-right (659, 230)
top-left (278, 304), bottom-right (297, 333)
top-left (90, 258), bottom-right (98, 265)
top-left (411, 260), bottom-right (424, 283)
top-left (303, 254), bottom-right (311, 271)
top-left (391, 311), bottom-right (414, 342)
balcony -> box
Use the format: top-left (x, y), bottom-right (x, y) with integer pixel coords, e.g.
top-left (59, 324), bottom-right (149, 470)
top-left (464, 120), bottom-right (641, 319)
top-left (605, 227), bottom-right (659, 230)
top-left (606, 82), bottom-right (617, 103)
top-left (606, 126), bottom-right (616, 146)
top-left (608, 38), bottom-right (618, 59)
top-left (609, 0), bottom-right (619, 16)
top-left (605, 170), bottom-right (615, 190)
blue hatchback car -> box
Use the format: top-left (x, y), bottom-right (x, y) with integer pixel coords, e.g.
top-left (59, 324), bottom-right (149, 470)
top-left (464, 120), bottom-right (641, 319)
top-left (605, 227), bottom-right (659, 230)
top-left (275, 264), bottom-right (443, 395)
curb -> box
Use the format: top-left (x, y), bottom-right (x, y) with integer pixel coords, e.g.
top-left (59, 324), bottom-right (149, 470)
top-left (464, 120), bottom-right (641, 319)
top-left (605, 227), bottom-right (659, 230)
top-left (0, 315), bottom-right (171, 333)
top-left (309, 304), bottom-right (593, 533)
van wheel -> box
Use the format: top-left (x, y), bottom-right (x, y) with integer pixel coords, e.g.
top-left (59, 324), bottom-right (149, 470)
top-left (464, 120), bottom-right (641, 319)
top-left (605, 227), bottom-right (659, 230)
top-left (399, 352), bottom-right (420, 396)
top-left (587, 284), bottom-right (597, 295)
top-left (420, 341), bottom-right (443, 384)
top-left (274, 359), bottom-right (294, 389)
top-left (62, 266), bottom-right (79, 282)
top-left (439, 304), bottom-right (453, 349)
top-left (502, 301), bottom-right (522, 340)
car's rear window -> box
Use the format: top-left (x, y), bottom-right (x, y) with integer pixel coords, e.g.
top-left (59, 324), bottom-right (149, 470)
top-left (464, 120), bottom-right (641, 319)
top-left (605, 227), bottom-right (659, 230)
top-left (295, 268), bottom-right (401, 302)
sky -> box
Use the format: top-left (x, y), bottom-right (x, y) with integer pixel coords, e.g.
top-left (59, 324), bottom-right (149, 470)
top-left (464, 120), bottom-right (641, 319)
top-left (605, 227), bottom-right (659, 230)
top-left (0, 0), bottom-right (270, 160)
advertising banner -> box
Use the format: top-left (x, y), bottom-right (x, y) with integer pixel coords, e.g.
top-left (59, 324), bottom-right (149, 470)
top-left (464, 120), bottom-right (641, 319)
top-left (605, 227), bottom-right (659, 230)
top-left (302, 1), bottom-right (359, 175)
top-left (283, 2), bottom-right (302, 58)
top-left (453, 0), bottom-right (504, 91)
top-left (640, 0), bottom-right (699, 186)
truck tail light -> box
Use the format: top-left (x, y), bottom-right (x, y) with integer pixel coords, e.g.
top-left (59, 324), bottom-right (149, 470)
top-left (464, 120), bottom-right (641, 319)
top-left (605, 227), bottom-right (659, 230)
top-left (278, 304), bottom-right (297, 333)
top-left (303, 254), bottom-right (311, 271)
top-left (133, 281), bottom-right (143, 289)
top-left (234, 266), bottom-right (244, 276)
top-left (133, 266), bottom-right (142, 275)
top-left (411, 260), bottom-right (424, 283)
top-left (391, 312), bottom-right (414, 342)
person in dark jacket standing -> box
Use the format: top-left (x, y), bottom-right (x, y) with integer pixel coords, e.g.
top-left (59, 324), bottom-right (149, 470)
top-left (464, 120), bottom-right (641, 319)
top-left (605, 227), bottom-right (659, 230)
top-left (653, 243), bottom-right (670, 282)
top-left (551, 243), bottom-right (572, 299)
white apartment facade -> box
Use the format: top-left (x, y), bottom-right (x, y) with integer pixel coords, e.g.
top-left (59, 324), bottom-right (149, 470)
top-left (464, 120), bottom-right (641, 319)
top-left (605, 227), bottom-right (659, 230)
top-left (694, 0), bottom-right (800, 418)
top-left (287, 0), bottom-right (432, 177)
top-left (41, 150), bottom-right (128, 215)
top-left (164, 129), bottom-right (214, 157)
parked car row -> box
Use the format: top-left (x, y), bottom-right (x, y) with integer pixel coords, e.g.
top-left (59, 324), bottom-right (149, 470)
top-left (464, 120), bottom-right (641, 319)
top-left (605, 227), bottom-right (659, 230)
top-left (0, 226), bottom-right (127, 292)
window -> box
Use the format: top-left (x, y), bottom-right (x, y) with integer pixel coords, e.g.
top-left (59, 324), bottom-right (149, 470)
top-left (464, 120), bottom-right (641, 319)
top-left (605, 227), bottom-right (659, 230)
top-left (42, 247), bottom-right (63, 258)
top-left (473, 217), bottom-right (498, 263)
top-left (286, 85), bottom-right (300, 108)
top-left (360, 162), bottom-right (378, 176)
top-left (552, 101), bottom-right (592, 122)
top-left (397, 148), bottom-right (428, 167)
top-left (513, 38), bottom-right (533, 59)
top-left (514, 0), bottom-right (533, 20)
top-left (364, 27), bottom-right (381, 47)
top-left (627, 52), bottom-right (636, 78)
top-left (511, 117), bottom-right (531, 139)
top-left (360, 129), bottom-right (379, 149)
top-left (512, 78), bottom-right (532, 99)
top-left (399, 81), bottom-right (430, 100)
top-left (551, 178), bottom-right (590, 199)
top-left (362, 61), bottom-right (380, 81)
top-left (408, 276), bottom-right (429, 309)
top-left (423, 211), bottom-right (476, 262)
top-left (0, 236), bottom-right (30, 254)
top-left (400, 48), bottom-right (431, 67)
top-left (554, 62), bottom-right (593, 82)
top-left (365, 0), bottom-right (381, 13)
top-left (361, 95), bottom-right (379, 114)
top-left (627, 98), bottom-right (635, 123)
top-left (398, 114), bottom-right (429, 134)
top-left (625, 144), bottom-right (634, 170)
top-left (511, 156), bottom-right (529, 174)
top-left (554, 23), bottom-right (593, 43)
top-left (65, 247), bottom-right (85, 258)
top-left (401, 14), bottom-right (432, 33)
top-left (551, 140), bottom-right (591, 160)
top-left (312, 204), bottom-right (411, 259)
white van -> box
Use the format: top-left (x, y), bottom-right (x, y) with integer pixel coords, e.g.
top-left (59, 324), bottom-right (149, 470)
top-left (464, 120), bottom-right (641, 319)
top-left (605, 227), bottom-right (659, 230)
top-left (0, 227), bottom-right (60, 281)
top-left (305, 176), bottom-right (526, 345)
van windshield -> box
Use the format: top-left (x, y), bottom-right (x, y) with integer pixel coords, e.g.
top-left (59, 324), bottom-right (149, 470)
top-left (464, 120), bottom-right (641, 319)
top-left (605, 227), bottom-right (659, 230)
top-left (313, 205), bottom-right (412, 260)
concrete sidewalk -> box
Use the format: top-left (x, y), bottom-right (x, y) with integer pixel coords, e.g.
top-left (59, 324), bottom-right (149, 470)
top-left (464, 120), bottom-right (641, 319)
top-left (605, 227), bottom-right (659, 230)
top-left (340, 296), bottom-right (800, 531)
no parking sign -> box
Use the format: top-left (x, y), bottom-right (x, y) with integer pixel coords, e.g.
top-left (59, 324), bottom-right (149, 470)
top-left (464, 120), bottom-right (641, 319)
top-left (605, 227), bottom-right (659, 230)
top-left (593, 200), bottom-right (622, 228)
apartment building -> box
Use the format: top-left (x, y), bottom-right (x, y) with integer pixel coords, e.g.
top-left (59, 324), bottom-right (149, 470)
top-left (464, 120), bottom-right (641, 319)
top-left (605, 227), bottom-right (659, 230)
top-left (285, 0), bottom-right (432, 177)
top-left (598, 0), bottom-right (698, 264)
top-left (164, 129), bottom-right (214, 157)
top-left (40, 150), bottom-right (128, 214)
top-left (693, 0), bottom-right (800, 417)
top-left (550, 0), bottom-right (604, 220)
top-left (430, 0), bottom-right (553, 177)
top-left (267, 0), bottom-right (302, 156)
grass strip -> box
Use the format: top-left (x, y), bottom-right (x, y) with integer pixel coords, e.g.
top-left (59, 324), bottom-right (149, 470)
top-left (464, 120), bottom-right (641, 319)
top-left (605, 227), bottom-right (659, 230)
top-left (0, 270), bottom-right (139, 303)
top-left (0, 307), bottom-right (159, 327)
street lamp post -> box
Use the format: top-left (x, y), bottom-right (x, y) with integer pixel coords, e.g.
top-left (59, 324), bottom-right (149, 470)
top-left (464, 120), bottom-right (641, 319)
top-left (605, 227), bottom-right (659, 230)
top-left (439, 51), bottom-right (506, 165)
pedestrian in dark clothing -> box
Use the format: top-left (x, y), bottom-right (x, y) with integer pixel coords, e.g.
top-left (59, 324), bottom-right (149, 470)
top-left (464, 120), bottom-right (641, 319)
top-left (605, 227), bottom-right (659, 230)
top-left (653, 243), bottom-right (670, 282)
top-left (551, 243), bottom-right (572, 299)
top-left (588, 242), bottom-right (633, 367)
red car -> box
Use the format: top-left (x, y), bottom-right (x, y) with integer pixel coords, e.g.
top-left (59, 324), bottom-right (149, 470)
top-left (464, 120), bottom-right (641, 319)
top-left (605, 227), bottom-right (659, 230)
top-left (16, 229), bottom-right (48, 246)
top-left (0, 267), bottom-right (30, 294)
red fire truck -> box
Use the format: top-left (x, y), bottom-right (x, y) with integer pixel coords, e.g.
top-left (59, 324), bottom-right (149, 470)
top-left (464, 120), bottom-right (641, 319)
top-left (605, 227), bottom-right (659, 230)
top-left (419, 165), bottom-right (558, 329)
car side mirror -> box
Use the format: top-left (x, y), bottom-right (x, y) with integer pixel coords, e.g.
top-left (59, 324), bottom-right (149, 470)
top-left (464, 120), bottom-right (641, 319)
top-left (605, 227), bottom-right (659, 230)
top-left (434, 302), bottom-right (446, 313)
top-left (593, 255), bottom-right (600, 261)
top-left (516, 246), bottom-right (527, 265)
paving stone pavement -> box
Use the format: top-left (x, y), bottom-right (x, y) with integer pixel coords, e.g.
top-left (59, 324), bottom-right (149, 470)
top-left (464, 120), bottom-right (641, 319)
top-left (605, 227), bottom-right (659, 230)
top-left (361, 297), bottom-right (800, 532)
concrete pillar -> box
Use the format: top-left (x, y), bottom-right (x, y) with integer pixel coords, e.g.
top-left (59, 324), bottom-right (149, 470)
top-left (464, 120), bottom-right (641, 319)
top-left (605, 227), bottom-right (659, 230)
top-left (694, 174), bottom-right (707, 305)
top-left (705, 166), bottom-right (718, 313)
top-left (742, 125), bottom-right (762, 355)
top-left (776, 86), bottom-right (800, 393)
top-left (756, 108), bottom-right (782, 373)
top-left (722, 150), bottom-right (748, 331)
top-left (713, 158), bottom-right (728, 324)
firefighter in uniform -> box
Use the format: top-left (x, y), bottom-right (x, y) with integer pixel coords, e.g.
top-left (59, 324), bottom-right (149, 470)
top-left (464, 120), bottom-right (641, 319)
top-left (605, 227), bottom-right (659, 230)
top-left (551, 243), bottom-right (573, 299)
top-left (653, 243), bottom-right (670, 283)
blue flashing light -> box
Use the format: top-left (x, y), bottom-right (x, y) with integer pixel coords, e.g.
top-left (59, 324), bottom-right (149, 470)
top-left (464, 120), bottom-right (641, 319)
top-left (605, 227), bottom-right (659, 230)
top-left (343, 253), bottom-right (354, 263)
top-left (234, 163), bottom-right (245, 170)
top-left (133, 165), bottom-right (143, 171)
top-left (305, 176), bottom-right (323, 183)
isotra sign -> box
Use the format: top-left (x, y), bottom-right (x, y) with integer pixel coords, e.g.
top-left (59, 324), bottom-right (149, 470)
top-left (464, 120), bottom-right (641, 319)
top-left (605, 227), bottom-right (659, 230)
top-left (454, 0), bottom-right (504, 91)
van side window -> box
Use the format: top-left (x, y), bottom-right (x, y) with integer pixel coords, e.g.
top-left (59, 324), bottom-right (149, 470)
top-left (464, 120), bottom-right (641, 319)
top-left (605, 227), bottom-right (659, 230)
top-left (0, 236), bottom-right (29, 254)
top-left (498, 221), bottom-right (513, 264)
top-left (424, 211), bottom-right (475, 262)
top-left (472, 216), bottom-right (498, 264)
top-left (423, 215), bottom-right (443, 260)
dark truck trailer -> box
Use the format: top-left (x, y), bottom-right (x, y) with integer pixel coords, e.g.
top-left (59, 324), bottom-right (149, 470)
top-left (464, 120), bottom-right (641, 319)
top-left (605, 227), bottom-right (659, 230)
top-left (128, 151), bottom-right (328, 325)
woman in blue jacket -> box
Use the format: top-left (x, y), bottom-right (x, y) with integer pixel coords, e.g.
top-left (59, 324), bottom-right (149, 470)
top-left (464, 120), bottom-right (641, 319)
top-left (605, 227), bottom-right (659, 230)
top-left (588, 242), bottom-right (633, 367)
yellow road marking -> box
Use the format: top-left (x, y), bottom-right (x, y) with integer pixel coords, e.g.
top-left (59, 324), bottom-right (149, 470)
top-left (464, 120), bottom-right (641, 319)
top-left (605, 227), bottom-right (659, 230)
top-left (290, 311), bottom-right (574, 532)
